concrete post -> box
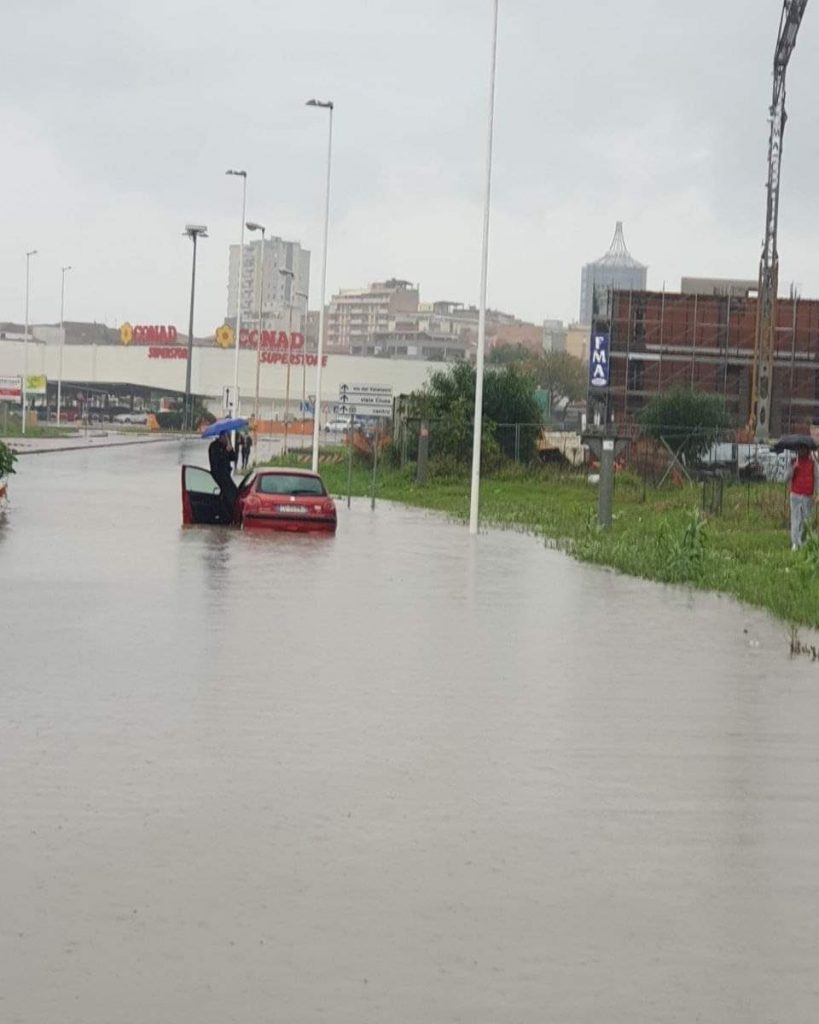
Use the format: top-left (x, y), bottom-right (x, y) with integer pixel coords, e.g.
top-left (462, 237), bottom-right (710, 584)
top-left (598, 438), bottom-right (615, 528)
top-left (416, 421), bottom-right (429, 485)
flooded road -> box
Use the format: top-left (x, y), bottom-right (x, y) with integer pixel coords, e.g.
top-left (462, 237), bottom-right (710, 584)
top-left (2, 442), bottom-right (819, 1023)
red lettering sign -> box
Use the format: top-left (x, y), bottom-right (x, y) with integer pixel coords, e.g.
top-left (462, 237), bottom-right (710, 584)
top-left (131, 325), bottom-right (179, 346)
top-left (260, 352), bottom-right (327, 366)
top-left (239, 330), bottom-right (305, 350)
top-left (148, 346), bottom-right (188, 359)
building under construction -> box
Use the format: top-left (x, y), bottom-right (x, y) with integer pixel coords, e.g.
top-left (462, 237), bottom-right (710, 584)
top-left (603, 287), bottom-right (819, 434)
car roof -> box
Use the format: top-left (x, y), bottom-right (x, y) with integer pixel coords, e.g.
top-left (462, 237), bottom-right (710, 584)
top-left (256, 467), bottom-right (322, 477)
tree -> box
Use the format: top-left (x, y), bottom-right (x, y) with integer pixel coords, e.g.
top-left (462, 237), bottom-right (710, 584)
top-left (409, 362), bottom-right (542, 464)
top-left (0, 441), bottom-right (16, 479)
top-left (528, 351), bottom-right (587, 406)
top-left (487, 343), bottom-right (531, 366)
top-left (639, 387), bottom-right (733, 463)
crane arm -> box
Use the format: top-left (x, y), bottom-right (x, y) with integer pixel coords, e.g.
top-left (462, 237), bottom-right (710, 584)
top-left (752, 0), bottom-right (808, 439)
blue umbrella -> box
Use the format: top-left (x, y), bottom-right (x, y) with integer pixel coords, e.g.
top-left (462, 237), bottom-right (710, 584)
top-left (200, 417), bottom-right (249, 438)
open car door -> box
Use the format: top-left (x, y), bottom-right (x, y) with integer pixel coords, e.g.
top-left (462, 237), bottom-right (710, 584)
top-left (181, 465), bottom-right (233, 525)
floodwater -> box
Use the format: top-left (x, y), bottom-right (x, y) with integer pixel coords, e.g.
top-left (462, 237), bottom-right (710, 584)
top-left (2, 442), bottom-right (819, 1024)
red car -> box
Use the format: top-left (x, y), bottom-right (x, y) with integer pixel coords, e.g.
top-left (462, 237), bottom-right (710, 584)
top-left (181, 465), bottom-right (337, 532)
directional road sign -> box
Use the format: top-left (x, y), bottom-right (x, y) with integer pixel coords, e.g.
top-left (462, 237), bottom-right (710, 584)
top-left (339, 383), bottom-right (393, 417)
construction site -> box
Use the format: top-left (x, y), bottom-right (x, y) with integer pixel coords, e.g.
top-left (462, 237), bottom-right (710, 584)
top-left (605, 287), bottom-right (819, 434)
top-left (592, 0), bottom-right (813, 441)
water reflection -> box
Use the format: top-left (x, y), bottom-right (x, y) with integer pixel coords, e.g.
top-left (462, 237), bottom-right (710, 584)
top-left (2, 442), bottom-right (819, 1023)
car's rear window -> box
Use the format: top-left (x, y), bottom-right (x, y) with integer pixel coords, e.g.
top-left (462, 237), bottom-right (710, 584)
top-left (257, 474), bottom-right (326, 496)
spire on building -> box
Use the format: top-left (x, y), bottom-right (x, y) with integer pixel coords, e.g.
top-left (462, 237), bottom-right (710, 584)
top-left (592, 221), bottom-right (646, 270)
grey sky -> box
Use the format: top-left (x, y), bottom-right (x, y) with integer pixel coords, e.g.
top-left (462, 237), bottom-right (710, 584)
top-left (2, 0), bottom-right (818, 333)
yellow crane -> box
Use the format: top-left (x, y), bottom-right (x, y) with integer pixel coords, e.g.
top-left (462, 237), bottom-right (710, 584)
top-left (751, 0), bottom-right (809, 439)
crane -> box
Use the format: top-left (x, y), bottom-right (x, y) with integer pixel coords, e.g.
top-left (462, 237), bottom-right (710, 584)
top-left (751, 0), bottom-right (809, 439)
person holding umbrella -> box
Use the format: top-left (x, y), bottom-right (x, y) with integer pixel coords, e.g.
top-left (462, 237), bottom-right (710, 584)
top-left (201, 416), bottom-right (248, 523)
top-left (208, 432), bottom-right (239, 521)
top-left (777, 434), bottom-right (819, 550)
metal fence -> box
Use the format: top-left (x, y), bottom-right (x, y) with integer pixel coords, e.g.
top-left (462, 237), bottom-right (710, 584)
top-left (389, 415), bottom-right (801, 498)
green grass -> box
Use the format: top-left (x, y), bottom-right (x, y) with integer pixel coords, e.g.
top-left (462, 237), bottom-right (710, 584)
top-left (1, 425), bottom-right (81, 439)
top-left (269, 449), bottom-right (819, 630)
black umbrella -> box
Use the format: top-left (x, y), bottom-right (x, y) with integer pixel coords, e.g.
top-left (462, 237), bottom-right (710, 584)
top-left (773, 433), bottom-right (818, 453)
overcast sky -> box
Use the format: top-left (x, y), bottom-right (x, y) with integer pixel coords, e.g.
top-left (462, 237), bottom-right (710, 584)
top-left (3, 0), bottom-right (819, 333)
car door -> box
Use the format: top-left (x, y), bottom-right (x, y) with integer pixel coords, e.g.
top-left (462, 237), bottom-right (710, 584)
top-left (181, 465), bottom-right (232, 525)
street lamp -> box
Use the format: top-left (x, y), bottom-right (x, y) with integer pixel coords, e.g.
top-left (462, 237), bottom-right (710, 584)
top-left (57, 265), bottom-right (72, 425)
top-left (279, 268), bottom-right (295, 451)
top-left (469, 0), bottom-right (499, 536)
top-left (306, 98), bottom-right (334, 472)
top-left (245, 220), bottom-right (266, 424)
top-left (183, 224), bottom-right (208, 432)
top-left (22, 249), bottom-right (38, 435)
top-left (226, 169), bottom-right (247, 418)
top-left (296, 289), bottom-right (309, 448)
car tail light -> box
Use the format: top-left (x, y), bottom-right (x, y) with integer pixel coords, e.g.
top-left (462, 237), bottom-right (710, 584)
top-left (314, 500), bottom-right (335, 515)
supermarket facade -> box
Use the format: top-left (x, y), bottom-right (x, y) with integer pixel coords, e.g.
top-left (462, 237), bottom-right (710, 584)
top-left (0, 324), bottom-right (442, 419)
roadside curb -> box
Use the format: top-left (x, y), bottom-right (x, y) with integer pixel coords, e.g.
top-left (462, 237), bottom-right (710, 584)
top-left (7, 436), bottom-right (188, 456)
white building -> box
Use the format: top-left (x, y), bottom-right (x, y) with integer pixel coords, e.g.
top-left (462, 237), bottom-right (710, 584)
top-left (543, 319), bottom-right (567, 353)
top-left (326, 279), bottom-right (419, 353)
top-left (227, 237), bottom-right (310, 332)
top-left (0, 337), bottom-right (440, 422)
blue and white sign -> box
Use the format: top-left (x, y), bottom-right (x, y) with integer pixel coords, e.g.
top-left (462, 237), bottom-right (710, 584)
top-left (589, 332), bottom-right (610, 389)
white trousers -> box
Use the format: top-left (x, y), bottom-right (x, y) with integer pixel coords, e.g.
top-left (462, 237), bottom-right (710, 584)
top-left (790, 493), bottom-right (813, 548)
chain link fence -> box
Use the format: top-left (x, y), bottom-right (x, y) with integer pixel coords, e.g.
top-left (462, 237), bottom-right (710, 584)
top-left (387, 416), bottom-right (804, 510)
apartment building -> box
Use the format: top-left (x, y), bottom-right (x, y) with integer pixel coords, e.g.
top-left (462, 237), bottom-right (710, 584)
top-left (227, 237), bottom-right (310, 331)
top-left (325, 279), bottom-right (419, 352)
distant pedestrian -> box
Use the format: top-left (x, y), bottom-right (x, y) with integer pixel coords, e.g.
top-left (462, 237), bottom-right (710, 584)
top-left (787, 444), bottom-right (818, 550)
top-left (242, 432), bottom-right (252, 470)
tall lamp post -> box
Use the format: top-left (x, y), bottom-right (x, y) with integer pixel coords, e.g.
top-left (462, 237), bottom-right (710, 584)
top-left (296, 289), bottom-right (309, 447)
top-left (468, 0), bottom-right (499, 536)
top-left (279, 268), bottom-right (295, 451)
top-left (306, 98), bottom-right (334, 472)
top-left (226, 169), bottom-right (248, 419)
top-left (57, 264), bottom-right (72, 425)
top-left (245, 221), bottom-right (267, 424)
top-left (22, 249), bottom-right (38, 435)
top-left (183, 224), bottom-right (208, 432)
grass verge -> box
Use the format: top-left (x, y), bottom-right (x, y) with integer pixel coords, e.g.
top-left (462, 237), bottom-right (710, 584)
top-left (266, 449), bottom-right (819, 630)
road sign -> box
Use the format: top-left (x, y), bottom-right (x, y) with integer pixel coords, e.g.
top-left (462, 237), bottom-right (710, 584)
top-left (0, 376), bottom-right (22, 402)
top-left (339, 383), bottom-right (393, 416)
top-left (222, 385), bottom-right (238, 415)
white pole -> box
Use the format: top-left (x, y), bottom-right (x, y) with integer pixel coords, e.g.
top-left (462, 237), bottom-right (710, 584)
top-left (468, 0), bottom-right (499, 536)
top-left (296, 290), bottom-right (309, 449)
top-left (253, 229), bottom-right (265, 423)
top-left (309, 100), bottom-right (334, 474)
top-left (22, 250), bottom-right (36, 435)
top-left (228, 170), bottom-right (247, 418)
top-left (57, 265), bottom-right (71, 425)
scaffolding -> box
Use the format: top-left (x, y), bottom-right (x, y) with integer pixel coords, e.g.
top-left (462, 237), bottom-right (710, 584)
top-left (608, 288), bottom-right (819, 434)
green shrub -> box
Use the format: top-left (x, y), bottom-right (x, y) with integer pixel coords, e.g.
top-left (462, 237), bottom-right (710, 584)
top-left (639, 387), bottom-right (732, 463)
top-left (0, 441), bottom-right (16, 477)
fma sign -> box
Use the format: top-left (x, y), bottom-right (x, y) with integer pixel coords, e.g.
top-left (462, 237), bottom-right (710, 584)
top-left (589, 333), bottom-right (610, 389)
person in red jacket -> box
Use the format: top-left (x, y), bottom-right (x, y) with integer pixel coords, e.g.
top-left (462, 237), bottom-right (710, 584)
top-left (787, 444), bottom-right (818, 550)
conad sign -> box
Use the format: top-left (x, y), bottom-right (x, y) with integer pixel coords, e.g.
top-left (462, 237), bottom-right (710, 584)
top-left (239, 330), bottom-right (304, 350)
top-left (125, 324), bottom-right (179, 344)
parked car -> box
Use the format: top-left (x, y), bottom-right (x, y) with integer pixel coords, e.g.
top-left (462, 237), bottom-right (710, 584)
top-left (114, 412), bottom-right (148, 425)
top-left (181, 466), bottom-right (337, 532)
top-left (324, 417), bottom-right (351, 434)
